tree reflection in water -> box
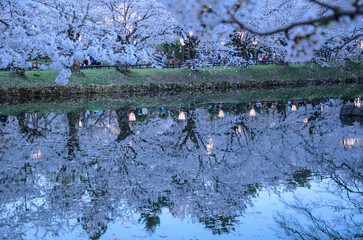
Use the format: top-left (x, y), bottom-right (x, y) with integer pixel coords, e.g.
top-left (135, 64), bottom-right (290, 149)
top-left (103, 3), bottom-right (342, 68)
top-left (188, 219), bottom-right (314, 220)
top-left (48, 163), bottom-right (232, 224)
top-left (275, 160), bottom-right (363, 239)
top-left (0, 98), bottom-right (362, 239)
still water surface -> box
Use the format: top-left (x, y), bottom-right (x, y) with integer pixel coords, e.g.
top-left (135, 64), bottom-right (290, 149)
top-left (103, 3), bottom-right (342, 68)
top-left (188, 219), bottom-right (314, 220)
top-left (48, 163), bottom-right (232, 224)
top-left (0, 98), bottom-right (362, 240)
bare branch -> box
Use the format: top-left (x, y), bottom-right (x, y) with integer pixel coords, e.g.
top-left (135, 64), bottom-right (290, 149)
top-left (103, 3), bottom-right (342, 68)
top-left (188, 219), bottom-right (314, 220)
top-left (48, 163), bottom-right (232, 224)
top-left (0, 19), bottom-right (9, 27)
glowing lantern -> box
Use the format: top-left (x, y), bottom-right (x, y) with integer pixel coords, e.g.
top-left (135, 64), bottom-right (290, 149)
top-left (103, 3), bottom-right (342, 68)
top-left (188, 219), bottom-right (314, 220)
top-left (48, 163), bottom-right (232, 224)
top-left (178, 111), bottom-right (186, 121)
top-left (291, 104), bottom-right (297, 111)
top-left (128, 111), bottom-right (136, 122)
top-left (236, 125), bottom-right (242, 134)
top-left (218, 109), bottom-right (225, 118)
top-left (354, 98), bottom-right (361, 108)
top-left (179, 38), bottom-right (185, 46)
top-left (189, 31), bottom-right (193, 37)
top-left (252, 39), bottom-right (258, 46)
top-left (79, 120), bottom-right (83, 128)
top-left (249, 107), bottom-right (256, 117)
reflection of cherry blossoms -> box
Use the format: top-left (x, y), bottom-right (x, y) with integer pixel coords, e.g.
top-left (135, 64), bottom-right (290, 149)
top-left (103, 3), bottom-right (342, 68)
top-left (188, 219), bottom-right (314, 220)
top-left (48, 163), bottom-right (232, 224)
top-left (0, 99), bottom-right (362, 239)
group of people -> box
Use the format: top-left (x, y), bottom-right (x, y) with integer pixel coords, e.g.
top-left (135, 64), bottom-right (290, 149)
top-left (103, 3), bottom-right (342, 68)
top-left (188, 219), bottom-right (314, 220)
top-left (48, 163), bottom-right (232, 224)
top-left (160, 51), bottom-right (176, 65)
top-left (83, 56), bottom-right (101, 66)
top-left (245, 52), bottom-right (278, 61)
top-left (258, 53), bottom-right (278, 61)
top-left (98, 50), bottom-right (279, 67)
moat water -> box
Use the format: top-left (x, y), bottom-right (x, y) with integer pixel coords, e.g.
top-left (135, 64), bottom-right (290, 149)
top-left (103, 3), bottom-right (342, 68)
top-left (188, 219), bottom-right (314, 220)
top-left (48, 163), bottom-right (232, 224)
top-left (0, 95), bottom-right (362, 240)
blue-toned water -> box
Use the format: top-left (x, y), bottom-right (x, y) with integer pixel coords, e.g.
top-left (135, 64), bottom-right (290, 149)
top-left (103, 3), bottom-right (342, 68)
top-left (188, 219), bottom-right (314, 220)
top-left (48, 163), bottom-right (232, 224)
top-left (0, 98), bottom-right (362, 240)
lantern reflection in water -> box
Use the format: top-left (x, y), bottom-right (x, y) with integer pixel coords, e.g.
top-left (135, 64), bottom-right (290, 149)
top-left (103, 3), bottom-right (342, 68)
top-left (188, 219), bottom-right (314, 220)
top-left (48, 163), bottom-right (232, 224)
top-left (128, 111), bottom-right (136, 122)
top-left (236, 125), bottom-right (242, 134)
top-left (218, 109), bottom-right (225, 118)
top-left (178, 111), bottom-right (186, 121)
top-left (354, 97), bottom-right (361, 108)
top-left (249, 107), bottom-right (256, 117)
top-left (206, 138), bottom-right (214, 155)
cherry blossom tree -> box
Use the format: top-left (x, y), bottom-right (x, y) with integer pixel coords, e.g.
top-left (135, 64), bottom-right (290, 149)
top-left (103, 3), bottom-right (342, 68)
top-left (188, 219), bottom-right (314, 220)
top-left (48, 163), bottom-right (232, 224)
top-left (1, 0), bottom-right (362, 85)
top-left (160, 0), bottom-right (363, 63)
top-left (0, 0), bottom-right (177, 84)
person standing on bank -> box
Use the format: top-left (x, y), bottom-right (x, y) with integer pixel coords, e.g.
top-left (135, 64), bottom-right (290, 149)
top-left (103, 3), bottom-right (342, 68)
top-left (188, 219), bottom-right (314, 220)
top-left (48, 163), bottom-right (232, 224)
top-left (171, 51), bottom-right (175, 63)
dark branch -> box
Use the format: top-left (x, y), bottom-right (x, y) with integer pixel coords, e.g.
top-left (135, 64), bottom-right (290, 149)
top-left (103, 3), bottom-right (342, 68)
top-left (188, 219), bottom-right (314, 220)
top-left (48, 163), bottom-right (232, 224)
top-left (225, 7), bottom-right (363, 36)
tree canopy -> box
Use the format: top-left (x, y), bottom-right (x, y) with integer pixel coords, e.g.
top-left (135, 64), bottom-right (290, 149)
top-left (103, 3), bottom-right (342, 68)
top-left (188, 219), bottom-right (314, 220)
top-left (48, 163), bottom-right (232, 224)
top-left (0, 0), bottom-right (362, 84)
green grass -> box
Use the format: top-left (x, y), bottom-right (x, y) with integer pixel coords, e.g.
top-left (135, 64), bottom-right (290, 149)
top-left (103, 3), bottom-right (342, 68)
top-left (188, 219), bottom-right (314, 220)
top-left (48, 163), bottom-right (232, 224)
top-left (0, 62), bottom-right (361, 89)
top-left (0, 70), bottom-right (59, 87)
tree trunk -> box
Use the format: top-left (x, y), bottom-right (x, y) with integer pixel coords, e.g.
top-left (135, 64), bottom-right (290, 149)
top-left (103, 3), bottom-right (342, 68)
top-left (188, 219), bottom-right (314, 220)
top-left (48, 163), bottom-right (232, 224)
top-left (116, 61), bottom-right (130, 75)
top-left (70, 61), bottom-right (85, 77)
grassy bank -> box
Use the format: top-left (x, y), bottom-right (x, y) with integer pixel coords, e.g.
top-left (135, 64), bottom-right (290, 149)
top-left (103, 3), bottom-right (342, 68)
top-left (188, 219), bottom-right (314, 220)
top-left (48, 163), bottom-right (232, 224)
top-left (1, 83), bottom-right (362, 115)
top-left (0, 62), bottom-right (362, 97)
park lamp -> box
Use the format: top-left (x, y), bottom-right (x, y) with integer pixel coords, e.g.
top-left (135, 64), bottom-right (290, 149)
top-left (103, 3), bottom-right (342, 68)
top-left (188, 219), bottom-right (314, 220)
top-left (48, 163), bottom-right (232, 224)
top-left (180, 38), bottom-right (185, 46)
top-left (128, 111), bottom-right (136, 122)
